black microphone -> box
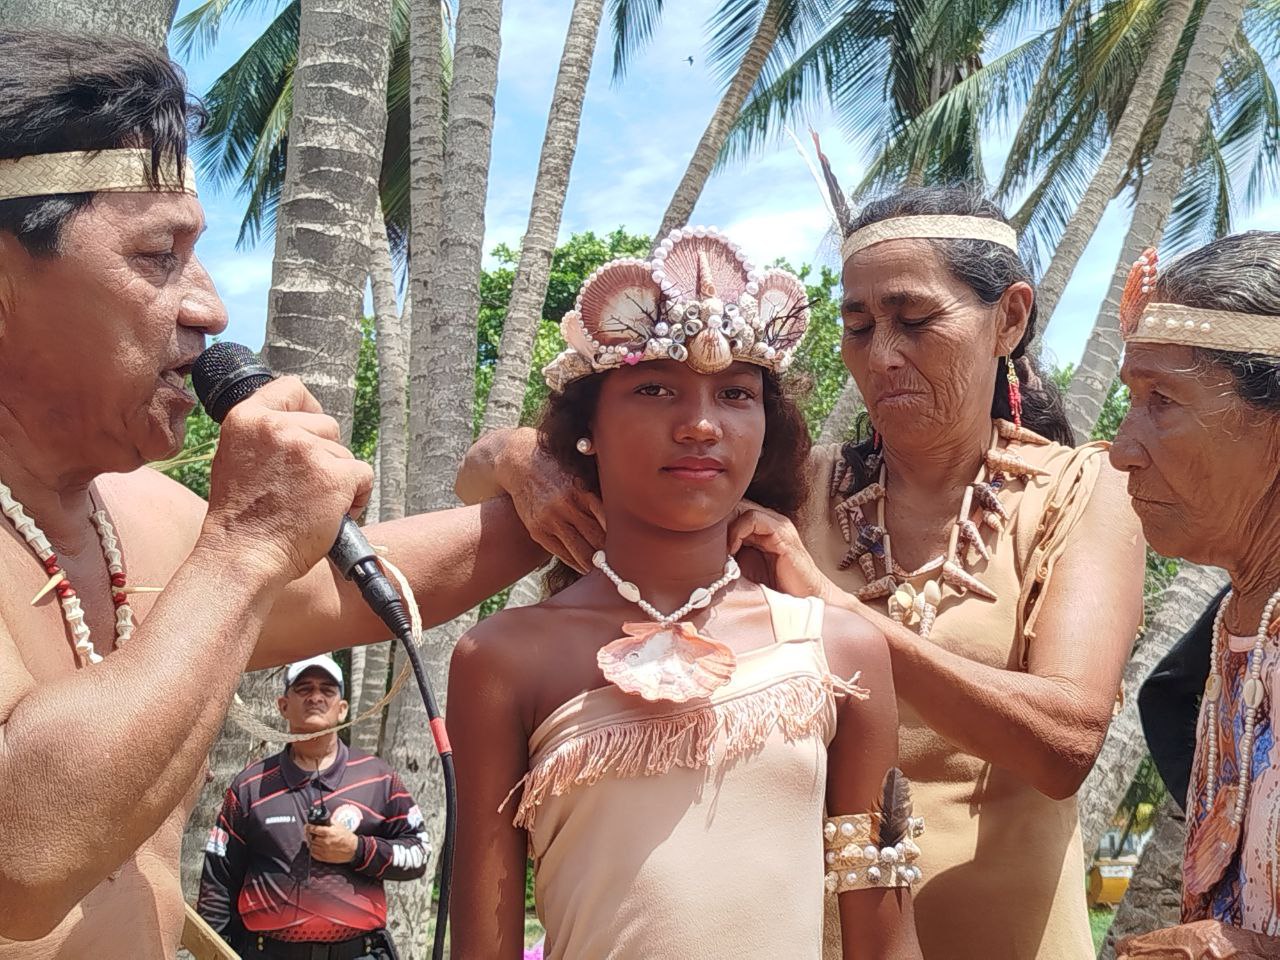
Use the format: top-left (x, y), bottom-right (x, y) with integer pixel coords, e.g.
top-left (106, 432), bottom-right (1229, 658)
top-left (191, 342), bottom-right (412, 639)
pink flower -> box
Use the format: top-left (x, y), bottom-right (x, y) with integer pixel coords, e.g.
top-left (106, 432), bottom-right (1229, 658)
top-left (523, 945), bottom-right (544, 960)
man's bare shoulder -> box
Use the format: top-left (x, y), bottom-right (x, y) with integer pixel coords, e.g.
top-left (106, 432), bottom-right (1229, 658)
top-left (97, 467), bottom-right (205, 549)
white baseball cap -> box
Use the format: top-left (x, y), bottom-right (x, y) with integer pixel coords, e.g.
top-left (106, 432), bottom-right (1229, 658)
top-left (283, 654), bottom-right (345, 696)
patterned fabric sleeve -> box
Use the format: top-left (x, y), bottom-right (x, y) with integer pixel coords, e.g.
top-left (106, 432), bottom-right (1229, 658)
top-left (196, 787), bottom-right (250, 946)
top-left (350, 770), bottom-right (432, 881)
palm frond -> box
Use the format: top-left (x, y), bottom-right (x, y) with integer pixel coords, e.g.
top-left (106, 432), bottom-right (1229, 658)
top-left (608, 0), bottom-right (666, 81)
top-left (173, 0), bottom-right (288, 59)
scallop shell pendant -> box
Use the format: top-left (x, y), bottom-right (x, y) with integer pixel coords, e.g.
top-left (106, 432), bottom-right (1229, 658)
top-left (985, 448), bottom-right (1050, 480)
top-left (685, 328), bottom-right (733, 374)
top-left (995, 419), bottom-right (1050, 445)
top-left (597, 621), bottom-right (737, 703)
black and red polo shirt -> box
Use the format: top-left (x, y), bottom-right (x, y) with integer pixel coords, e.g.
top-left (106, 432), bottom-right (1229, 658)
top-left (196, 740), bottom-right (429, 945)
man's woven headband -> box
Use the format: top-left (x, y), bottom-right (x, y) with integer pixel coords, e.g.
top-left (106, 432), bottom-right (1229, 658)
top-left (1120, 248), bottom-right (1280, 356)
top-left (0, 148), bottom-right (197, 202)
top-left (841, 215), bottom-right (1018, 263)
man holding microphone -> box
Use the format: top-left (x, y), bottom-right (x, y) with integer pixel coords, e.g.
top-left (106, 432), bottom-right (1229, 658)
top-left (0, 28), bottom-right (544, 957)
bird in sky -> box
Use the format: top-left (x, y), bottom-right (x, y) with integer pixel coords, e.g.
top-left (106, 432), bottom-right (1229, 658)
top-left (685, 56), bottom-right (694, 65)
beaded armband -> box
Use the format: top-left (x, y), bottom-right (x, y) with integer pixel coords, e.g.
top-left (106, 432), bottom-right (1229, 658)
top-left (823, 812), bottom-right (925, 893)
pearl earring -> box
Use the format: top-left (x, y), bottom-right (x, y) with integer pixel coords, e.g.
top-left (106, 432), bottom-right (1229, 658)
top-left (576, 438), bottom-right (594, 455)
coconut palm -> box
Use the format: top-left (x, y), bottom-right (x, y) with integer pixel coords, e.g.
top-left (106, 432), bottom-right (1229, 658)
top-left (1062, 0), bottom-right (1262, 438)
top-left (262, 0), bottom-right (393, 439)
top-left (172, 0), bottom-right (451, 247)
top-left (1076, 562), bottom-right (1228, 867)
top-left (383, 0), bottom-right (505, 950)
top-left (482, 0), bottom-right (608, 433)
top-left (0, 0), bottom-right (177, 48)
top-left (999, 0), bottom-right (1280, 344)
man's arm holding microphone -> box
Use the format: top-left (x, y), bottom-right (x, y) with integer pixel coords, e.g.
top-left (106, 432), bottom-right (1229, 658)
top-left (0, 377), bottom-right (541, 939)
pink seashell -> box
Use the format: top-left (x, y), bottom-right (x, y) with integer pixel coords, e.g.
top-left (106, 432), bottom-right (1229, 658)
top-left (577, 261), bottom-right (661, 346)
top-left (660, 233), bottom-right (749, 303)
top-left (754, 269), bottom-right (810, 352)
top-left (624, 353), bottom-right (641, 365)
top-left (597, 621), bottom-right (737, 703)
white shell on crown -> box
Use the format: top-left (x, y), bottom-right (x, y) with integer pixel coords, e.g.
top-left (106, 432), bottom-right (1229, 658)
top-left (685, 329), bottom-right (734, 374)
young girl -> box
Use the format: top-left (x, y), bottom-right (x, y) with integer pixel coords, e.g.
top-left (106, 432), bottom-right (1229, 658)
top-left (447, 229), bottom-right (922, 959)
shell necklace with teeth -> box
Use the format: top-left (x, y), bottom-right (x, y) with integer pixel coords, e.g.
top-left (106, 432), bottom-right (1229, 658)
top-left (0, 478), bottom-right (135, 666)
top-left (592, 550), bottom-right (742, 703)
top-left (830, 420), bottom-right (1050, 639)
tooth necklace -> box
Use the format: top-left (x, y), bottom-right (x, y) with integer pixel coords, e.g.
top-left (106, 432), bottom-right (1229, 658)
top-left (592, 551), bottom-right (742, 703)
top-left (0, 478), bottom-right (135, 666)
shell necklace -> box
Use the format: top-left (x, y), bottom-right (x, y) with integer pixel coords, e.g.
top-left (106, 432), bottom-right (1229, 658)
top-left (1205, 586), bottom-right (1280, 818)
top-left (1184, 585), bottom-right (1280, 896)
top-left (0, 478), bottom-right (135, 666)
top-left (592, 550), bottom-right (742, 703)
top-left (829, 419), bottom-right (1049, 638)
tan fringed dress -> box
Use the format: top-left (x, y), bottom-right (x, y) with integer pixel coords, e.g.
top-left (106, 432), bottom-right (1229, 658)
top-left (508, 587), bottom-right (864, 960)
top-left (801, 434), bottom-right (1109, 960)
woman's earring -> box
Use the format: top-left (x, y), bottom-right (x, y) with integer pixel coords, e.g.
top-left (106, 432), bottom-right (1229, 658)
top-left (1005, 356), bottom-right (1023, 428)
top-left (576, 437), bottom-right (594, 455)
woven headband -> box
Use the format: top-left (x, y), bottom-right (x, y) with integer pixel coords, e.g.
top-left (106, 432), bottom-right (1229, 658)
top-left (1119, 248), bottom-right (1280, 356)
top-left (0, 148), bottom-right (197, 202)
top-left (841, 215), bottom-right (1018, 263)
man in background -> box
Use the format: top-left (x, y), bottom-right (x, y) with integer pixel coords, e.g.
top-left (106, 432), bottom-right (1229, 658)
top-left (197, 656), bottom-right (428, 959)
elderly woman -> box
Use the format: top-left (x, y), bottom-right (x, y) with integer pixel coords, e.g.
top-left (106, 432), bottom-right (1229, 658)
top-left (1105, 232), bottom-right (1280, 960)
top-left (456, 185), bottom-right (1146, 959)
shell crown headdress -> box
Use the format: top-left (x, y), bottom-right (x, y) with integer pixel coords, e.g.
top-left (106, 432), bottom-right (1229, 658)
top-left (542, 225), bottom-right (811, 392)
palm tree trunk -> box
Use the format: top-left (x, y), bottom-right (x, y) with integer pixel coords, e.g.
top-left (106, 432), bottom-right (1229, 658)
top-left (481, 0), bottom-right (605, 432)
top-left (180, 669), bottom-right (283, 901)
top-left (0, 0), bottom-right (177, 48)
top-left (1032, 0), bottom-right (1196, 336)
top-left (1063, 0), bottom-right (1247, 439)
top-left (386, 1), bottom-right (504, 952)
top-left (1076, 563), bottom-right (1228, 867)
top-left (405, 0), bottom-right (447, 519)
top-left (263, 0), bottom-right (393, 444)
top-left (372, 210), bottom-right (409, 521)
top-left (1098, 798), bottom-right (1187, 960)
top-left (816, 377), bottom-right (862, 445)
top-left (654, 0), bottom-right (782, 241)
top-left (347, 209), bottom-right (407, 758)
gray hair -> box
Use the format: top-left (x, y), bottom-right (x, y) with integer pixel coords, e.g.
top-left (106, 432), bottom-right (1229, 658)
top-left (1155, 231), bottom-right (1280, 413)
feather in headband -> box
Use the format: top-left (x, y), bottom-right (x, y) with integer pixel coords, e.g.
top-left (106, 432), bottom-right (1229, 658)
top-left (1120, 246), bottom-right (1280, 356)
top-left (542, 226), bottom-right (810, 392)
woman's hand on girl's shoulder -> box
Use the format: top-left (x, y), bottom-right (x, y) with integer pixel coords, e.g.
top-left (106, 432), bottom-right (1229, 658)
top-left (728, 500), bottom-right (837, 602)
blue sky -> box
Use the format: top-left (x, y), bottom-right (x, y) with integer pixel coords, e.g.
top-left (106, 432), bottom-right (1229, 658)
top-left (175, 0), bottom-right (1279, 373)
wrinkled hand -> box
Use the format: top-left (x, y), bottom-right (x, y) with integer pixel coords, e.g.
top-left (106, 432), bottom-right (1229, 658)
top-left (305, 823), bottom-right (360, 865)
top-left (1117, 920), bottom-right (1280, 959)
top-left (727, 500), bottom-right (837, 603)
top-left (202, 377), bottom-right (374, 586)
top-left (498, 428), bottom-right (604, 573)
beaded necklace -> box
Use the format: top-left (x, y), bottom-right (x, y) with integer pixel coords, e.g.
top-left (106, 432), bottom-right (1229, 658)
top-left (0, 478), bottom-right (134, 666)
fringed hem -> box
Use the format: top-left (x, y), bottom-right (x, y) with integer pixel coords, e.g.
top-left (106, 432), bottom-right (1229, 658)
top-left (504, 672), bottom-right (869, 829)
